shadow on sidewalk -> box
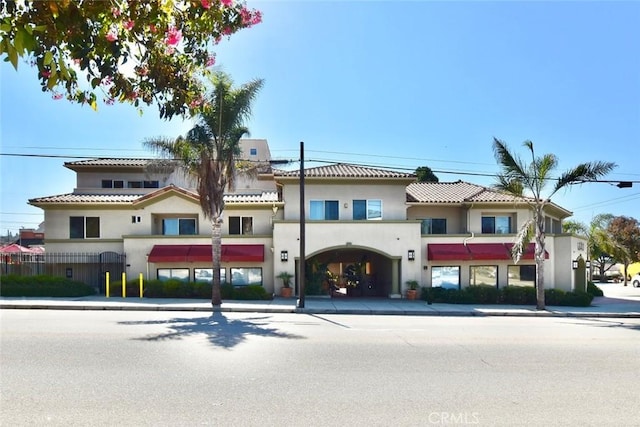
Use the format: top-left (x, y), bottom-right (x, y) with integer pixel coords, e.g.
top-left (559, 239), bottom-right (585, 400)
top-left (118, 312), bottom-right (306, 349)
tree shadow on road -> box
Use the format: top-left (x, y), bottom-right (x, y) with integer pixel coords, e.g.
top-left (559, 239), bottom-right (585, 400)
top-left (118, 312), bottom-right (306, 349)
top-left (567, 317), bottom-right (640, 332)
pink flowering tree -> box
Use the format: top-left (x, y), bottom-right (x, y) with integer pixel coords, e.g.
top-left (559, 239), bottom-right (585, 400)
top-left (0, 0), bottom-right (262, 119)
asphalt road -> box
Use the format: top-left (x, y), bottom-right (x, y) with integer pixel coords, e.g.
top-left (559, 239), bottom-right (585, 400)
top-left (1, 310), bottom-right (639, 426)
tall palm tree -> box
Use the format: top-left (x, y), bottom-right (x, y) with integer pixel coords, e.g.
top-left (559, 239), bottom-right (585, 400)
top-left (145, 71), bottom-right (264, 307)
top-left (493, 138), bottom-right (615, 310)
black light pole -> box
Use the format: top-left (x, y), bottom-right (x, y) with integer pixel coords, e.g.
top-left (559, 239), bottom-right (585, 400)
top-left (297, 141), bottom-right (306, 308)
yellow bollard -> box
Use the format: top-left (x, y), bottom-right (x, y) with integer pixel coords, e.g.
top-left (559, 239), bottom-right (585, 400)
top-left (122, 272), bottom-right (126, 298)
top-left (139, 273), bottom-right (143, 298)
top-left (106, 272), bottom-right (110, 298)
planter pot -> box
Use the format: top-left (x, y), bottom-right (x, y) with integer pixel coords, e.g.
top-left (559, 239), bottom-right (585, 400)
top-left (281, 287), bottom-right (293, 298)
top-left (406, 289), bottom-right (418, 300)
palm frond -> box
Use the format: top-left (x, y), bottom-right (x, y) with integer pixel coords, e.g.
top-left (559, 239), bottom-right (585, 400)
top-left (511, 218), bottom-right (534, 263)
top-left (552, 161), bottom-right (617, 195)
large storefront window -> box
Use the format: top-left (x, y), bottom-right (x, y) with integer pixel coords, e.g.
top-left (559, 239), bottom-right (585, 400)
top-left (157, 268), bottom-right (190, 282)
top-left (470, 266), bottom-right (498, 287)
top-left (194, 268), bottom-right (227, 284)
top-left (230, 268), bottom-right (263, 286)
top-left (431, 266), bottom-right (460, 289)
top-left (508, 265), bottom-right (536, 287)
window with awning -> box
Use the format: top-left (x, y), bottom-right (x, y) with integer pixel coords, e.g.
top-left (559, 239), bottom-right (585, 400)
top-left (148, 244), bottom-right (264, 263)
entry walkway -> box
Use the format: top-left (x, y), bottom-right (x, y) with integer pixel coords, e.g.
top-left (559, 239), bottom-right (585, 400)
top-left (2, 283), bottom-right (640, 318)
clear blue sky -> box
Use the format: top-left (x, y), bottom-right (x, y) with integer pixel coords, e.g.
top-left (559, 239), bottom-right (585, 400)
top-left (1, 0), bottom-right (639, 236)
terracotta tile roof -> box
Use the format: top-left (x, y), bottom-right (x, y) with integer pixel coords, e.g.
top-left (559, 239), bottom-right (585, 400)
top-left (65, 159), bottom-right (151, 168)
top-left (29, 188), bottom-right (281, 206)
top-left (275, 163), bottom-right (415, 179)
top-left (406, 181), bottom-right (530, 204)
top-left (29, 194), bottom-right (142, 204)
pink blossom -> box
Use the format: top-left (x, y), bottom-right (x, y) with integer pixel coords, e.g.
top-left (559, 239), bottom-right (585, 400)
top-left (111, 7), bottom-right (121, 17)
top-left (136, 66), bottom-right (149, 76)
top-left (206, 55), bottom-right (216, 67)
top-left (52, 93), bottom-right (63, 100)
top-left (189, 97), bottom-right (203, 108)
top-left (73, 58), bottom-right (81, 66)
top-left (102, 75), bottom-right (113, 86)
top-left (222, 26), bottom-right (232, 36)
top-left (106, 28), bottom-right (118, 42)
top-left (165, 26), bottom-right (182, 46)
top-left (105, 97), bottom-right (115, 105)
top-left (41, 70), bottom-right (51, 78)
top-left (123, 20), bottom-right (135, 31)
top-left (214, 36), bottom-right (222, 44)
top-left (201, 0), bottom-right (211, 9)
top-left (240, 8), bottom-right (262, 26)
top-left (149, 24), bottom-right (157, 33)
top-left (220, 0), bottom-right (233, 6)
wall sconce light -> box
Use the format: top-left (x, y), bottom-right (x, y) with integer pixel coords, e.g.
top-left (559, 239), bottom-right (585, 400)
top-left (585, 260), bottom-right (591, 269)
top-left (280, 250), bottom-right (288, 262)
top-left (408, 250), bottom-right (415, 261)
top-left (572, 260), bottom-right (578, 270)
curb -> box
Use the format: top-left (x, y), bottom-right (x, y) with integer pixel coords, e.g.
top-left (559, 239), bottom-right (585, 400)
top-left (2, 303), bottom-right (639, 318)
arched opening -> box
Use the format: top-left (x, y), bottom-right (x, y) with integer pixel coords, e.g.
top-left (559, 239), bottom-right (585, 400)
top-left (296, 246), bottom-right (397, 298)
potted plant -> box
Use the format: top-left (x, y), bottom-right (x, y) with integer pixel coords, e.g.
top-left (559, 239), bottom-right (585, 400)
top-left (405, 280), bottom-right (419, 300)
top-left (277, 271), bottom-right (294, 298)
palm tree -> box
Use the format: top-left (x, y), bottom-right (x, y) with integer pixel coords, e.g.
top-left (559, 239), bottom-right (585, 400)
top-left (145, 71), bottom-right (264, 307)
top-left (493, 138), bottom-right (615, 310)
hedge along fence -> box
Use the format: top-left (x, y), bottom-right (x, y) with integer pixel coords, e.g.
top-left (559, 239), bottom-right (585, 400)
top-left (421, 285), bottom-right (597, 307)
top-left (0, 275), bottom-right (96, 297)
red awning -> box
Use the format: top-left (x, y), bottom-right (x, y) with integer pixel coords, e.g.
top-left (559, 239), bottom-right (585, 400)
top-left (221, 244), bottom-right (264, 262)
top-left (148, 244), bottom-right (264, 263)
top-left (505, 243), bottom-right (549, 260)
top-left (148, 245), bottom-right (190, 262)
top-left (428, 243), bottom-right (547, 261)
top-left (467, 243), bottom-right (511, 260)
top-left (427, 244), bottom-right (472, 261)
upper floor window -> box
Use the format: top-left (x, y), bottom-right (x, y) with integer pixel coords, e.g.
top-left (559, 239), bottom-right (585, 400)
top-left (250, 148), bottom-right (258, 155)
top-left (102, 180), bottom-right (124, 189)
top-left (127, 180), bottom-right (159, 189)
top-left (162, 218), bottom-right (196, 235)
top-left (70, 216), bottom-right (100, 239)
top-left (353, 199), bottom-right (382, 220)
top-left (482, 215), bottom-right (512, 234)
top-left (229, 216), bottom-right (253, 235)
top-left (421, 218), bottom-right (446, 234)
top-left (310, 200), bottom-right (339, 220)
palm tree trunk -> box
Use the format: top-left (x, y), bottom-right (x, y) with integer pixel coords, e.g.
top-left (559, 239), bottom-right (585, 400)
top-left (211, 217), bottom-right (223, 307)
top-left (535, 207), bottom-right (546, 310)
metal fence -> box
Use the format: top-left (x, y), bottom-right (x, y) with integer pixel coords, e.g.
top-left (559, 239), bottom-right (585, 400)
top-left (0, 251), bottom-right (126, 291)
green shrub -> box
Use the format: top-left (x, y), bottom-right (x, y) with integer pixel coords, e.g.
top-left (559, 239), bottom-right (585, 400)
top-left (0, 274), bottom-right (96, 297)
top-left (587, 281), bottom-right (604, 297)
top-left (106, 279), bottom-right (142, 297)
top-left (553, 291), bottom-right (593, 307)
top-left (544, 288), bottom-right (565, 306)
top-left (500, 286), bottom-right (537, 305)
top-left (464, 285), bottom-right (500, 304)
top-left (232, 285), bottom-right (272, 300)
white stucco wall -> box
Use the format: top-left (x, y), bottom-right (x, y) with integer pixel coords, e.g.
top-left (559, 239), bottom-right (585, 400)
top-left (281, 182), bottom-right (409, 221)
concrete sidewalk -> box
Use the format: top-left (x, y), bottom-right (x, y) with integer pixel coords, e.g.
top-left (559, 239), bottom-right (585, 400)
top-left (1, 294), bottom-right (639, 318)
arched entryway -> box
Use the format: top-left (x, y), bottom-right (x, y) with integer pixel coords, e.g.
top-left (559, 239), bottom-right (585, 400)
top-left (295, 246), bottom-right (398, 297)
top-left (573, 256), bottom-right (587, 293)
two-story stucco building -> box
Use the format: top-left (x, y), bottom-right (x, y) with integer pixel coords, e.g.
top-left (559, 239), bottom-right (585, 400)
top-left (28, 139), bottom-right (589, 297)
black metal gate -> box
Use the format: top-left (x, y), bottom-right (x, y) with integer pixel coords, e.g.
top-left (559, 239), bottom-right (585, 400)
top-left (99, 252), bottom-right (126, 293)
